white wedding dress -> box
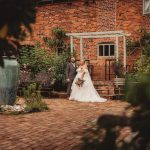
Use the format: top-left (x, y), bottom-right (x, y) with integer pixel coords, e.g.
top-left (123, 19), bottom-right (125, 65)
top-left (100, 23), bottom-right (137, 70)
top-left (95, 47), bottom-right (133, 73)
top-left (69, 67), bottom-right (107, 102)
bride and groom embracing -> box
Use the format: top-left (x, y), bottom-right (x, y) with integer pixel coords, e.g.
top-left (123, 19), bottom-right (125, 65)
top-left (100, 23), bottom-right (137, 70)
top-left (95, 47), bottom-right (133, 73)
top-left (66, 57), bottom-right (107, 102)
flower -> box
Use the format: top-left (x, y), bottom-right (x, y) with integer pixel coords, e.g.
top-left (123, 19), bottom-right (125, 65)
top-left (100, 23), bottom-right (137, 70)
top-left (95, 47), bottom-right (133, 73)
top-left (75, 78), bottom-right (85, 87)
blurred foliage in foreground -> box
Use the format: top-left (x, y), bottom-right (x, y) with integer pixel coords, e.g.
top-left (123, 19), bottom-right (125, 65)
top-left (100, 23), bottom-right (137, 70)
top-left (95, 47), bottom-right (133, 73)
top-left (0, 0), bottom-right (36, 65)
top-left (126, 29), bottom-right (150, 105)
top-left (80, 30), bottom-right (150, 150)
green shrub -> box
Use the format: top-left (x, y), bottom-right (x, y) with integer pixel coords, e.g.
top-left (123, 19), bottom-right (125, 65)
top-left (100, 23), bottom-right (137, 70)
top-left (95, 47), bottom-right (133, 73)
top-left (25, 100), bottom-right (48, 113)
top-left (23, 83), bottom-right (49, 113)
top-left (43, 27), bottom-right (66, 51)
top-left (18, 27), bottom-right (75, 90)
top-left (51, 51), bottom-right (72, 84)
top-left (126, 29), bottom-right (150, 106)
top-left (18, 43), bottom-right (52, 74)
top-left (52, 27), bottom-right (66, 39)
top-left (43, 27), bottom-right (75, 89)
top-left (126, 73), bottom-right (150, 106)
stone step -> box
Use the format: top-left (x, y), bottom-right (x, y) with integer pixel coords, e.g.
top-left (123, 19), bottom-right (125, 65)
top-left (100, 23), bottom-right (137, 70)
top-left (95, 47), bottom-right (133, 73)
top-left (94, 84), bottom-right (114, 88)
top-left (93, 80), bottom-right (115, 96)
top-left (94, 82), bottom-right (114, 90)
top-left (93, 80), bottom-right (114, 85)
top-left (93, 81), bottom-right (113, 86)
top-left (96, 87), bottom-right (114, 93)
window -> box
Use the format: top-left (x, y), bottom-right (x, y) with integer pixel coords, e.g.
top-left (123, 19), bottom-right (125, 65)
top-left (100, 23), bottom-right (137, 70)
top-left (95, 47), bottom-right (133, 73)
top-left (56, 47), bottom-right (64, 55)
top-left (143, 0), bottom-right (150, 14)
top-left (98, 43), bottom-right (115, 57)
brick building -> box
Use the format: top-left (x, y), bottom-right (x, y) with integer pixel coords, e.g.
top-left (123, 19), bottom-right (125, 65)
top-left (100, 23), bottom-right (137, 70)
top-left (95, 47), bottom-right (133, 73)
top-left (25, 0), bottom-right (150, 80)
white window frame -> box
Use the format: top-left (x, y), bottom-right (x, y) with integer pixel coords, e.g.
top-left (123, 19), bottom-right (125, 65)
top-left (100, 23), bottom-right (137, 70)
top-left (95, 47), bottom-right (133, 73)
top-left (97, 43), bottom-right (115, 57)
top-left (143, 0), bottom-right (150, 15)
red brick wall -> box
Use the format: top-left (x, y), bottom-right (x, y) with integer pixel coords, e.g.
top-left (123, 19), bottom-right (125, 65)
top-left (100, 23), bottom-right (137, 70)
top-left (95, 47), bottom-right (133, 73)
top-left (116, 0), bottom-right (143, 39)
top-left (116, 0), bottom-right (150, 71)
top-left (28, 0), bottom-right (117, 80)
top-left (143, 15), bottom-right (150, 31)
top-left (116, 0), bottom-right (150, 36)
top-left (23, 0), bottom-right (150, 80)
top-left (31, 0), bottom-right (116, 39)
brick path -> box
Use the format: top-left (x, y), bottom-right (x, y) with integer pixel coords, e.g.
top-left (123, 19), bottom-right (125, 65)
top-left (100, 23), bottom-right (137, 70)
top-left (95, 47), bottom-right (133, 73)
top-left (0, 99), bottom-right (130, 150)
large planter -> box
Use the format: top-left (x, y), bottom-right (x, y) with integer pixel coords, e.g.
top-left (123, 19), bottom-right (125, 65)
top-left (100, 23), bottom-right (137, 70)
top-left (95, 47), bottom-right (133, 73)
top-left (0, 57), bottom-right (19, 105)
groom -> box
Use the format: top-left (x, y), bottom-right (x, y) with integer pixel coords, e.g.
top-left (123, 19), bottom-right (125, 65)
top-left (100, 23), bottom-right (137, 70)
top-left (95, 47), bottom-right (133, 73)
top-left (66, 57), bottom-right (76, 98)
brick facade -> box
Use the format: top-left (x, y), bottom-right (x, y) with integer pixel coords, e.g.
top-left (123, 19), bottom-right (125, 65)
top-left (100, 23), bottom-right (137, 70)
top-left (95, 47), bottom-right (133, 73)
top-left (24, 0), bottom-right (150, 80)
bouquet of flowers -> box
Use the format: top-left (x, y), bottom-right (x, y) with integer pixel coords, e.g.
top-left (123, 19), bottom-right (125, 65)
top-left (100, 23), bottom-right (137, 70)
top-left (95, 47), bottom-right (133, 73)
top-left (75, 78), bottom-right (85, 87)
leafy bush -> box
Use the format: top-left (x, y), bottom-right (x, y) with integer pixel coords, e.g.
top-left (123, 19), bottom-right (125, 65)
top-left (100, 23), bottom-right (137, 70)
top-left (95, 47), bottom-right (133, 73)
top-left (126, 29), bottom-right (150, 105)
top-left (18, 27), bottom-right (75, 91)
top-left (140, 28), bottom-right (150, 47)
top-left (23, 83), bottom-right (48, 112)
top-left (18, 43), bottom-right (52, 74)
top-left (127, 39), bottom-right (140, 49)
top-left (18, 44), bottom-right (72, 90)
top-left (43, 27), bottom-right (66, 50)
top-left (43, 27), bottom-right (75, 90)
top-left (51, 51), bottom-right (72, 83)
top-left (25, 101), bottom-right (48, 113)
top-left (126, 73), bottom-right (150, 106)
top-left (133, 29), bottom-right (150, 74)
top-left (52, 27), bottom-right (66, 39)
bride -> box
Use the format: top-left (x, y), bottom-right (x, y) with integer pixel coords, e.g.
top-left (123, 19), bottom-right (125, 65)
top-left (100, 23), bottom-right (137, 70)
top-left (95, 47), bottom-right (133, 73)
top-left (69, 60), bottom-right (107, 102)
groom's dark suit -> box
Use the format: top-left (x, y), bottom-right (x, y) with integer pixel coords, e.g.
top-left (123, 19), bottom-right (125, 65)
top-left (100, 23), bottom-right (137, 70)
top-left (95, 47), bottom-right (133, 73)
top-left (66, 62), bottom-right (76, 96)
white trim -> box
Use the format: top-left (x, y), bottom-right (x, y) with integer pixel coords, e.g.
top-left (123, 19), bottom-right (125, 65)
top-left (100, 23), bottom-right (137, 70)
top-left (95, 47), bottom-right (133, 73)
top-left (66, 31), bottom-right (130, 39)
top-left (70, 36), bottom-right (74, 53)
top-left (80, 37), bottom-right (83, 59)
top-left (99, 43), bottom-right (114, 46)
top-left (67, 31), bottom-right (123, 36)
top-left (74, 35), bottom-right (123, 39)
top-left (116, 34), bottom-right (119, 62)
top-left (123, 35), bottom-right (127, 68)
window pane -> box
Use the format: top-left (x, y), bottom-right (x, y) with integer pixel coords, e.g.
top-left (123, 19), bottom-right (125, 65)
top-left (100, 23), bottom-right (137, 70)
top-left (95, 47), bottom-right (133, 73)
top-left (110, 45), bottom-right (115, 56)
top-left (105, 45), bottom-right (109, 56)
top-left (144, 0), bottom-right (150, 14)
top-left (99, 45), bottom-right (103, 56)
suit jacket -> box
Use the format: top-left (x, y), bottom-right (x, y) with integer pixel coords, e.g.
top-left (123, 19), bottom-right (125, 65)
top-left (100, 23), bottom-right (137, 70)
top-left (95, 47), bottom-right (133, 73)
top-left (66, 62), bottom-right (77, 80)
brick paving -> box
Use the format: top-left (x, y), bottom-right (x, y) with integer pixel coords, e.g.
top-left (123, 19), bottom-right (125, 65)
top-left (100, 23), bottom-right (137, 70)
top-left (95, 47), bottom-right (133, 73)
top-left (0, 99), bottom-right (130, 150)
